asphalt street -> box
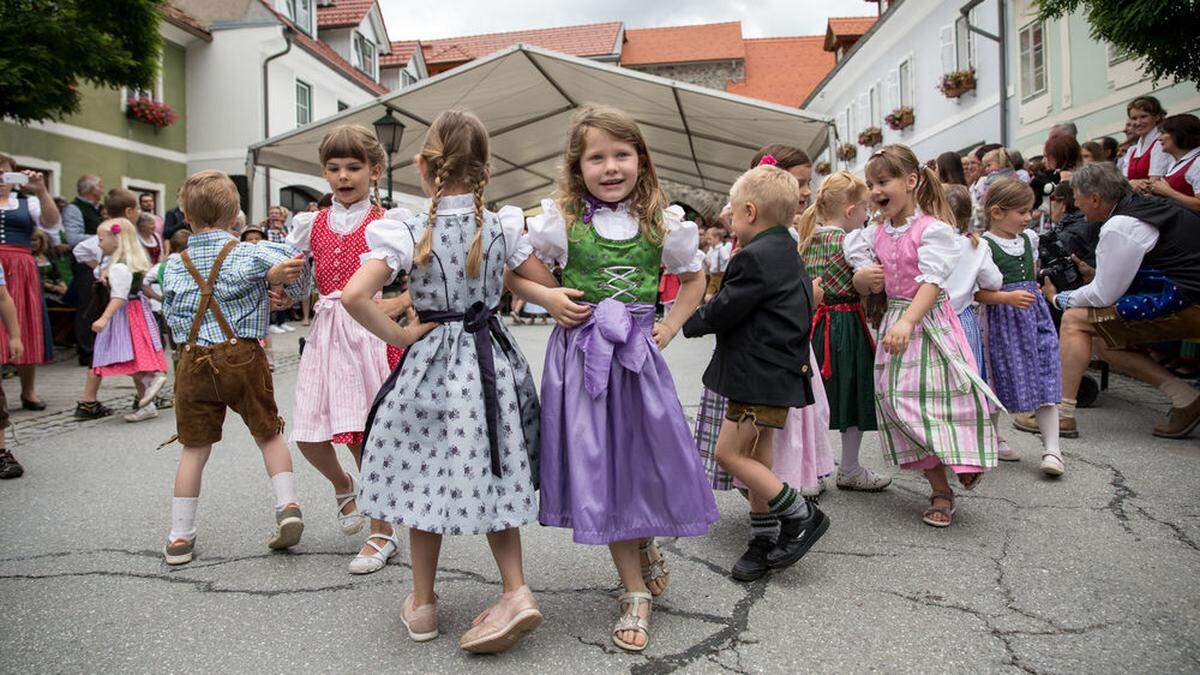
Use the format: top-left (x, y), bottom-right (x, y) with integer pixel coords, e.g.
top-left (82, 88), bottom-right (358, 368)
top-left (1, 323), bottom-right (1198, 673)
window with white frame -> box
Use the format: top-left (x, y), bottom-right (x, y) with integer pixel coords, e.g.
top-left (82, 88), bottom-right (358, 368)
top-left (283, 0), bottom-right (313, 35)
top-left (122, 48), bottom-right (164, 110)
top-left (1107, 43), bottom-right (1130, 66)
top-left (954, 14), bottom-right (976, 70)
top-left (295, 79), bottom-right (312, 126)
top-left (353, 32), bottom-right (377, 80)
top-left (1019, 21), bottom-right (1046, 101)
top-left (869, 83), bottom-right (881, 127)
top-left (845, 104), bottom-right (855, 141)
top-left (898, 58), bottom-right (912, 107)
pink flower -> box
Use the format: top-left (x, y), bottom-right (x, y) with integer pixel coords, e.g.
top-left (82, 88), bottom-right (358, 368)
top-left (757, 154), bottom-right (778, 167)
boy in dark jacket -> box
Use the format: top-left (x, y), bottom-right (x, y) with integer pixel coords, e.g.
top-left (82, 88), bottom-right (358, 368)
top-left (683, 164), bottom-right (829, 581)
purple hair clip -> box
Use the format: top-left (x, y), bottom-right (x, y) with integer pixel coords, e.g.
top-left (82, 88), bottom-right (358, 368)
top-left (757, 154), bottom-right (778, 167)
top-left (581, 193), bottom-right (622, 224)
top-left (110, 223), bottom-right (121, 234)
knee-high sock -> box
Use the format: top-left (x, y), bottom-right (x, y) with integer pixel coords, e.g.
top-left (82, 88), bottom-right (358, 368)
top-left (1035, 404), bottom-right (1060, 456)
top-left (269, 471), bottom-right (297, 509)
top-left (840, 427), bottom-right (863, 474)
top-left (170, 497), bottom-right (198, 541)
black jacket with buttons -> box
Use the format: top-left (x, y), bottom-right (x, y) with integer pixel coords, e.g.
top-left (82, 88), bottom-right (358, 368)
top-left (683, 225), bottom-right (814, 408)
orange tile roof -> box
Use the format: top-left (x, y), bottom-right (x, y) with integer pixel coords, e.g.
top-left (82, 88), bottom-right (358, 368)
top-left (825, 15), bottom-right (877, 51)
top-left (381, 40), bottom-right (420, 67)
top-left (726, 36), bottom-right (834, 108)
top-left (620, 21), bottom-right (745, 66)
top-left (414, 22), bottom-right (623, 65)
top-left (317, 0), bottom-right (375, 28)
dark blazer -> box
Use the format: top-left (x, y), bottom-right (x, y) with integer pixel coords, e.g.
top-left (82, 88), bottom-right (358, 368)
top-left (163, 207), bottom-right (190, 240)
top-left (683, 225), bottom-right (814, 408)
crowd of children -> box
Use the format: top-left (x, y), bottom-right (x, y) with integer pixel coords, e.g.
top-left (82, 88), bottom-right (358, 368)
top-left (0, 99), bottom-right (1089, 654)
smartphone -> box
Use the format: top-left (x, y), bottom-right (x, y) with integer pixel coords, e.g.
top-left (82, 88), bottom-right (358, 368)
top-left (2, 172), bottom-right (28, 186)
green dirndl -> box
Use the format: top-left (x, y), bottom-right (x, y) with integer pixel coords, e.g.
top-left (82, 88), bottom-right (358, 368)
top-left (811, 298), bottom-right (878, 432)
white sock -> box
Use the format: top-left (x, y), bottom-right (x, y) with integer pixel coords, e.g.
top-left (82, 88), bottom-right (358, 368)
top-left (1035, 404), bottom-right (1061, 457)
top-left (269, 471), bottom-right (298, 510)
top-left (840, 427), bottom-right (863, 475)
top-left (170, 497), bottom-right (198, 541)
top-left (1158, 379), bottom-right (1200, 409)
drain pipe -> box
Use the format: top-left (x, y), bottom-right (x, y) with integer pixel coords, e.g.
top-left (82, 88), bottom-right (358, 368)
top-left (260, 25), bottom-right (294, 220)
top-left (960, 0), bottom-right (1008, 147)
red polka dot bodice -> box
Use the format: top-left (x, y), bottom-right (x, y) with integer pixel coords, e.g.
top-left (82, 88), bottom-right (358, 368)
top-left (311, 205), bottom-right (381, 295)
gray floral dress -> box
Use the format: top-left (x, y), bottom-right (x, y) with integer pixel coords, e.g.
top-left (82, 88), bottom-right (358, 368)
top-left (357, 194), bottom-right (540, 535)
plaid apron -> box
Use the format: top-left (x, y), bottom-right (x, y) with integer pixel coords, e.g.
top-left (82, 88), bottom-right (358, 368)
top-left (694, 386), bottom-right (732, 490)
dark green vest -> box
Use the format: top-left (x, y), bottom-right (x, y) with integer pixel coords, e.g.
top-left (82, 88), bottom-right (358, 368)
top-left (561, 221), bottom-right (662, 303)
top-left (986, 232), bottom-right (1035, 285)
top-left (72, 197), bottom-right (102, 235)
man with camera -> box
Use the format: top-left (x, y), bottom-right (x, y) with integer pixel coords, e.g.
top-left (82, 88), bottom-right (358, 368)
top-left (1036, 162), bottom-right (1200, 439)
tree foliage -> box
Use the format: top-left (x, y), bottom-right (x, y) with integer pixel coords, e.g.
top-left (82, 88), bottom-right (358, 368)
top-left (0, 0), bottom-right (165, 124)
top-left (1035, 0), bottom-right (1200, 84)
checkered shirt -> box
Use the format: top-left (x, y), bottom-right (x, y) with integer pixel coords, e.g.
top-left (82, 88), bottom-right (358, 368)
top-left (803, 227), bottom-right (858, 301)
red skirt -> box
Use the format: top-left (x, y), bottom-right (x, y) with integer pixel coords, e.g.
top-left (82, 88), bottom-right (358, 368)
top-left (0, 244), bottom-right (49, 365)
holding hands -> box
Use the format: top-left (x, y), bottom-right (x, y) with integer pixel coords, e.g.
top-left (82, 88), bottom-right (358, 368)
top-left (267, 253), bottom-right (306, 285)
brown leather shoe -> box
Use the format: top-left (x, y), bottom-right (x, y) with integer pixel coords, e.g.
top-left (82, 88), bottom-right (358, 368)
top-left (1013, 412), bottom-right (1078, 438)
top-left (1153, 397), bottom-right (1200, 439)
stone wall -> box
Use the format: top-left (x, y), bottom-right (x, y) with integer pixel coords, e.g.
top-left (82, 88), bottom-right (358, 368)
top-left (627, 60), bottom-right (745, 92)
top-left (662, 178), bottom-right (726, 226)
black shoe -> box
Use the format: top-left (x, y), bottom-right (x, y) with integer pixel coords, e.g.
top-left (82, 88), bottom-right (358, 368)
top-left (766, 506), bottom-right (830, 570)
top-left (20, 397), bottom-right (46, 411)
top-left (131, 394), bottom-right (140, 411)
top-left (74, 401), bottom-right (113, 420)
top-left (0, 451), bottom-right (24, 479)
top-left (731, 535), bottom-right (775, 582)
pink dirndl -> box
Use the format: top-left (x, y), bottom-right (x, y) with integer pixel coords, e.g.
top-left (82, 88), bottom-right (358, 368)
top-left (92, 298), bottom-right (168, 376)
top-left (290, 207), bottom-right (391, 446)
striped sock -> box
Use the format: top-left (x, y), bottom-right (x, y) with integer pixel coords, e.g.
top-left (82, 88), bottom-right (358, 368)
top-left (749, 511), bottom-right (779, 540)
top-left (768, 483), bottom-right (809, 520)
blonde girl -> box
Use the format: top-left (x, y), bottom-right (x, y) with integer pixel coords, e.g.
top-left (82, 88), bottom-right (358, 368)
top-left (797, 171), bottom-right (892, 492)
top-left (84, 216), bottom-right (169, 422)
top-left (343, 109), bottom-right (547, 653)
top-left (844, 144), bottom-right (1002, 528)
top-left (286, 124), bottom-right (408, 575)
top-left (507, 104), bottom-right (718, 652)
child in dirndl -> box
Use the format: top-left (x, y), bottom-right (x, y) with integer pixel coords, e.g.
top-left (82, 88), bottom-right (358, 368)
top-left (845, 145), bottom-right (1002, 528)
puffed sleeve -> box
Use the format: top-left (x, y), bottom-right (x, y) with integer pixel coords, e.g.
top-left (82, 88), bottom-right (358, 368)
top-left (842, 224), bottom-right (879, 270)
top-left (285, 210), bottom-right (318, 253)
top-left (496, 205), bottom-right (533, 269)
top-left (362, 216), bottom-right (415, 284)
top-left (915, 219), bottom-right (961, 287)
top-left (977, 242), bottom-right (1003, 291)
top-left (1023, 229), bottom-right (1040, 264)
top-left (107, 263), bottom-right (133, 298)
top-left (662, 205), bottom-right (704, 275)
top-left (526, 198), bottom-right (568, 268)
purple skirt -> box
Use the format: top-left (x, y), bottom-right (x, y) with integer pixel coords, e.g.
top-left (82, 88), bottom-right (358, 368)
top-left (92, 297), bottom-right (163, 368)
top-left (985, 280), bottom-right (1061, 411)
top-left (538, 300), bottom-right (719, 544)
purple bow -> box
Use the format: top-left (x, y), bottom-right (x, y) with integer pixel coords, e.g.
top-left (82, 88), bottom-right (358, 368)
top-left (575, 299), bottom-right (652, 398)
top-left (582, 194), bottom-right (623, 224)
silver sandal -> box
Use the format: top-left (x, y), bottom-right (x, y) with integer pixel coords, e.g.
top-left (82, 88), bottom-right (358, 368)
top-left (639, 538), bottom-right (671, 596)
top-left (335, 473), bottom-right (366, 535)
top-left (612, 591), bottom-right (652, 652)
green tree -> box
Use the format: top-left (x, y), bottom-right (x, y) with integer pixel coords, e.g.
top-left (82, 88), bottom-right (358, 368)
top-left (1035, 0), bottom-right (1200, 84)
top-left (0, 0), bottom-right (165, 124)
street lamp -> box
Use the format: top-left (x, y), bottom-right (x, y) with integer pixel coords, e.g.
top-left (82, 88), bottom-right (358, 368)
top-left (373, 110), bottom-right (405, 208)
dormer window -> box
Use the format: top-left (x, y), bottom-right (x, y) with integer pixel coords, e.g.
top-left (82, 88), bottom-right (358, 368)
top-left (353, 32), bottom-right (377, 80)
top-left (283, 0), bottom-right (313, 35)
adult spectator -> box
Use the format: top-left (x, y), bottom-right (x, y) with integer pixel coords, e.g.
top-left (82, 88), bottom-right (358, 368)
top-left (135, 212), bottom-right (167, 264)
top-left (1145, 113), bottom-right (1200, 213)
top-left (163, 187), bottom-right (189, 240)
top-left (934, 151), bottom-right (967, 185)
top-left (60, 173), bottom-right (104, 367)
top-left (1080, 141), bottom-right (1103, 164)
top-left (1099, 136), bottom-right (1119, 163)
top-left (962, 151), bottom-right (983, 187)
top-left (138, 193), bottom-right (164, 239)
top-left (1035, 162), bottom-right (1200, 439)
top-left (1044, 134), bottom-right (1082, 182)
top-left (264, 205), bottom-right (289, 244)
top-left (0, 154), bottom-right (62, 409)
top-left (1119, 96), bottom-right (1171, 188)
top-left (1047, 181), bottom-right (1099, 268)
top-left (1049, 122), bottom-right (1078, 140)
top-left (306, 201), bottom-right (319, 213)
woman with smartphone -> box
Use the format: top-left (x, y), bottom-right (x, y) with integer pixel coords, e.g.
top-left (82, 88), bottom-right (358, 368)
top-left (0, 153), bottom-right (62, 409)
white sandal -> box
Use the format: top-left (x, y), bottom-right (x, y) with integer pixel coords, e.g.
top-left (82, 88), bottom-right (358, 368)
top-left (335, 473), bottom-right (366, 535)
top-left (348, 530), bottom-right (399, 575)
top-left (638, 539), bottom-right (670, 597)
top-left (612, 591), bottom-right (652, 652)
top-left (1040, 453), bottom-right (1065, 477)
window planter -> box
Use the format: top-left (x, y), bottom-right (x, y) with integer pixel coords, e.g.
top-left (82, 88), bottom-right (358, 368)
top-left (938, 69), bottom-right (976, 98)
top-left (857, 127), bottom-right (883, 147)
top-left (125, 98), bottom-right (178, 129)
top-left (815, 160), bottom-right (832, 176)
top-left (836, 143), bottom-right (858, 162)
top-left (885, 106), bottom-right (914, 131)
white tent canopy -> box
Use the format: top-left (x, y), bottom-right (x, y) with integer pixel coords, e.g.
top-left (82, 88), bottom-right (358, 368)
top-left (249, 44), bottom-right (833, 210)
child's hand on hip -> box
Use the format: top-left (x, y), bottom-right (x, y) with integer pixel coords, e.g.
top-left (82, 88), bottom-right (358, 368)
top-left (882, 317), bottom-right (914, 355)
top-left (392, 308), bottom-right (438, 348)
top-left (544, 287), bottom-right (590, 328)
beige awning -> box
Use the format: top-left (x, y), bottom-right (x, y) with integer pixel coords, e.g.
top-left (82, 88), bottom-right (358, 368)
top-left (249, 43), bottom-right (833, 208)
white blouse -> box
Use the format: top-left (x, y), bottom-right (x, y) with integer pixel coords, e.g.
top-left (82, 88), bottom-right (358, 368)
top-left (842, 210), bottom-right (962, 287)
top-left (1166, 148), bottom-right (1200, 194)
top-left (106, 263), bottom-right (135, 298)
top-left (288, 197), bottom-right (389, 253)
top-left (1056, 215), bottom-right (1160, 310)
top-left (1120, 127), bottom-right (1173, 177)
top-left (362, 194), bottom-right (532, 284)
top-left (982, 229), bottom-right (1040, 262)
top-left (944, 236), bottom-right (1003, 314)
top-left (526, 199), bottom-right (704, 275)
top-left (73, 235), bottom-right (104, 267)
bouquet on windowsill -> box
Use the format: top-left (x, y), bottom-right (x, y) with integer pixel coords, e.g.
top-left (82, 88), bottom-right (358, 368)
top-left (885, 106), bottom-right (915, 130)
top-left (836, 143), bottom-right (858, 162)
top-left (815, 160), bottom-right (832, 175)
top-left (857, 127), bottom-right (883, 147)
top-left (125, 98), bottom-right (179, 128)
top-left (938, 69), bottom-right (976, 98)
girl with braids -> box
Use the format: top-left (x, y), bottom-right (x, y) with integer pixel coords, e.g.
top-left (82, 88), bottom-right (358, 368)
top-left (286, 125), bottom-right (408, 575)
top-left (844, 144), bottom-right (1002, 528)
top-left (343, 110), bottom-right (546, 653)
top-left (507, 105), bottom-right (717, 652)
top-left (794, 171), bottom-right (892, 492)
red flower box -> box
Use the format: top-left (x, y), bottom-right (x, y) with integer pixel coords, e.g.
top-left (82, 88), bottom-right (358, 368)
top-left (125, 97), bottom-right (179, 129)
